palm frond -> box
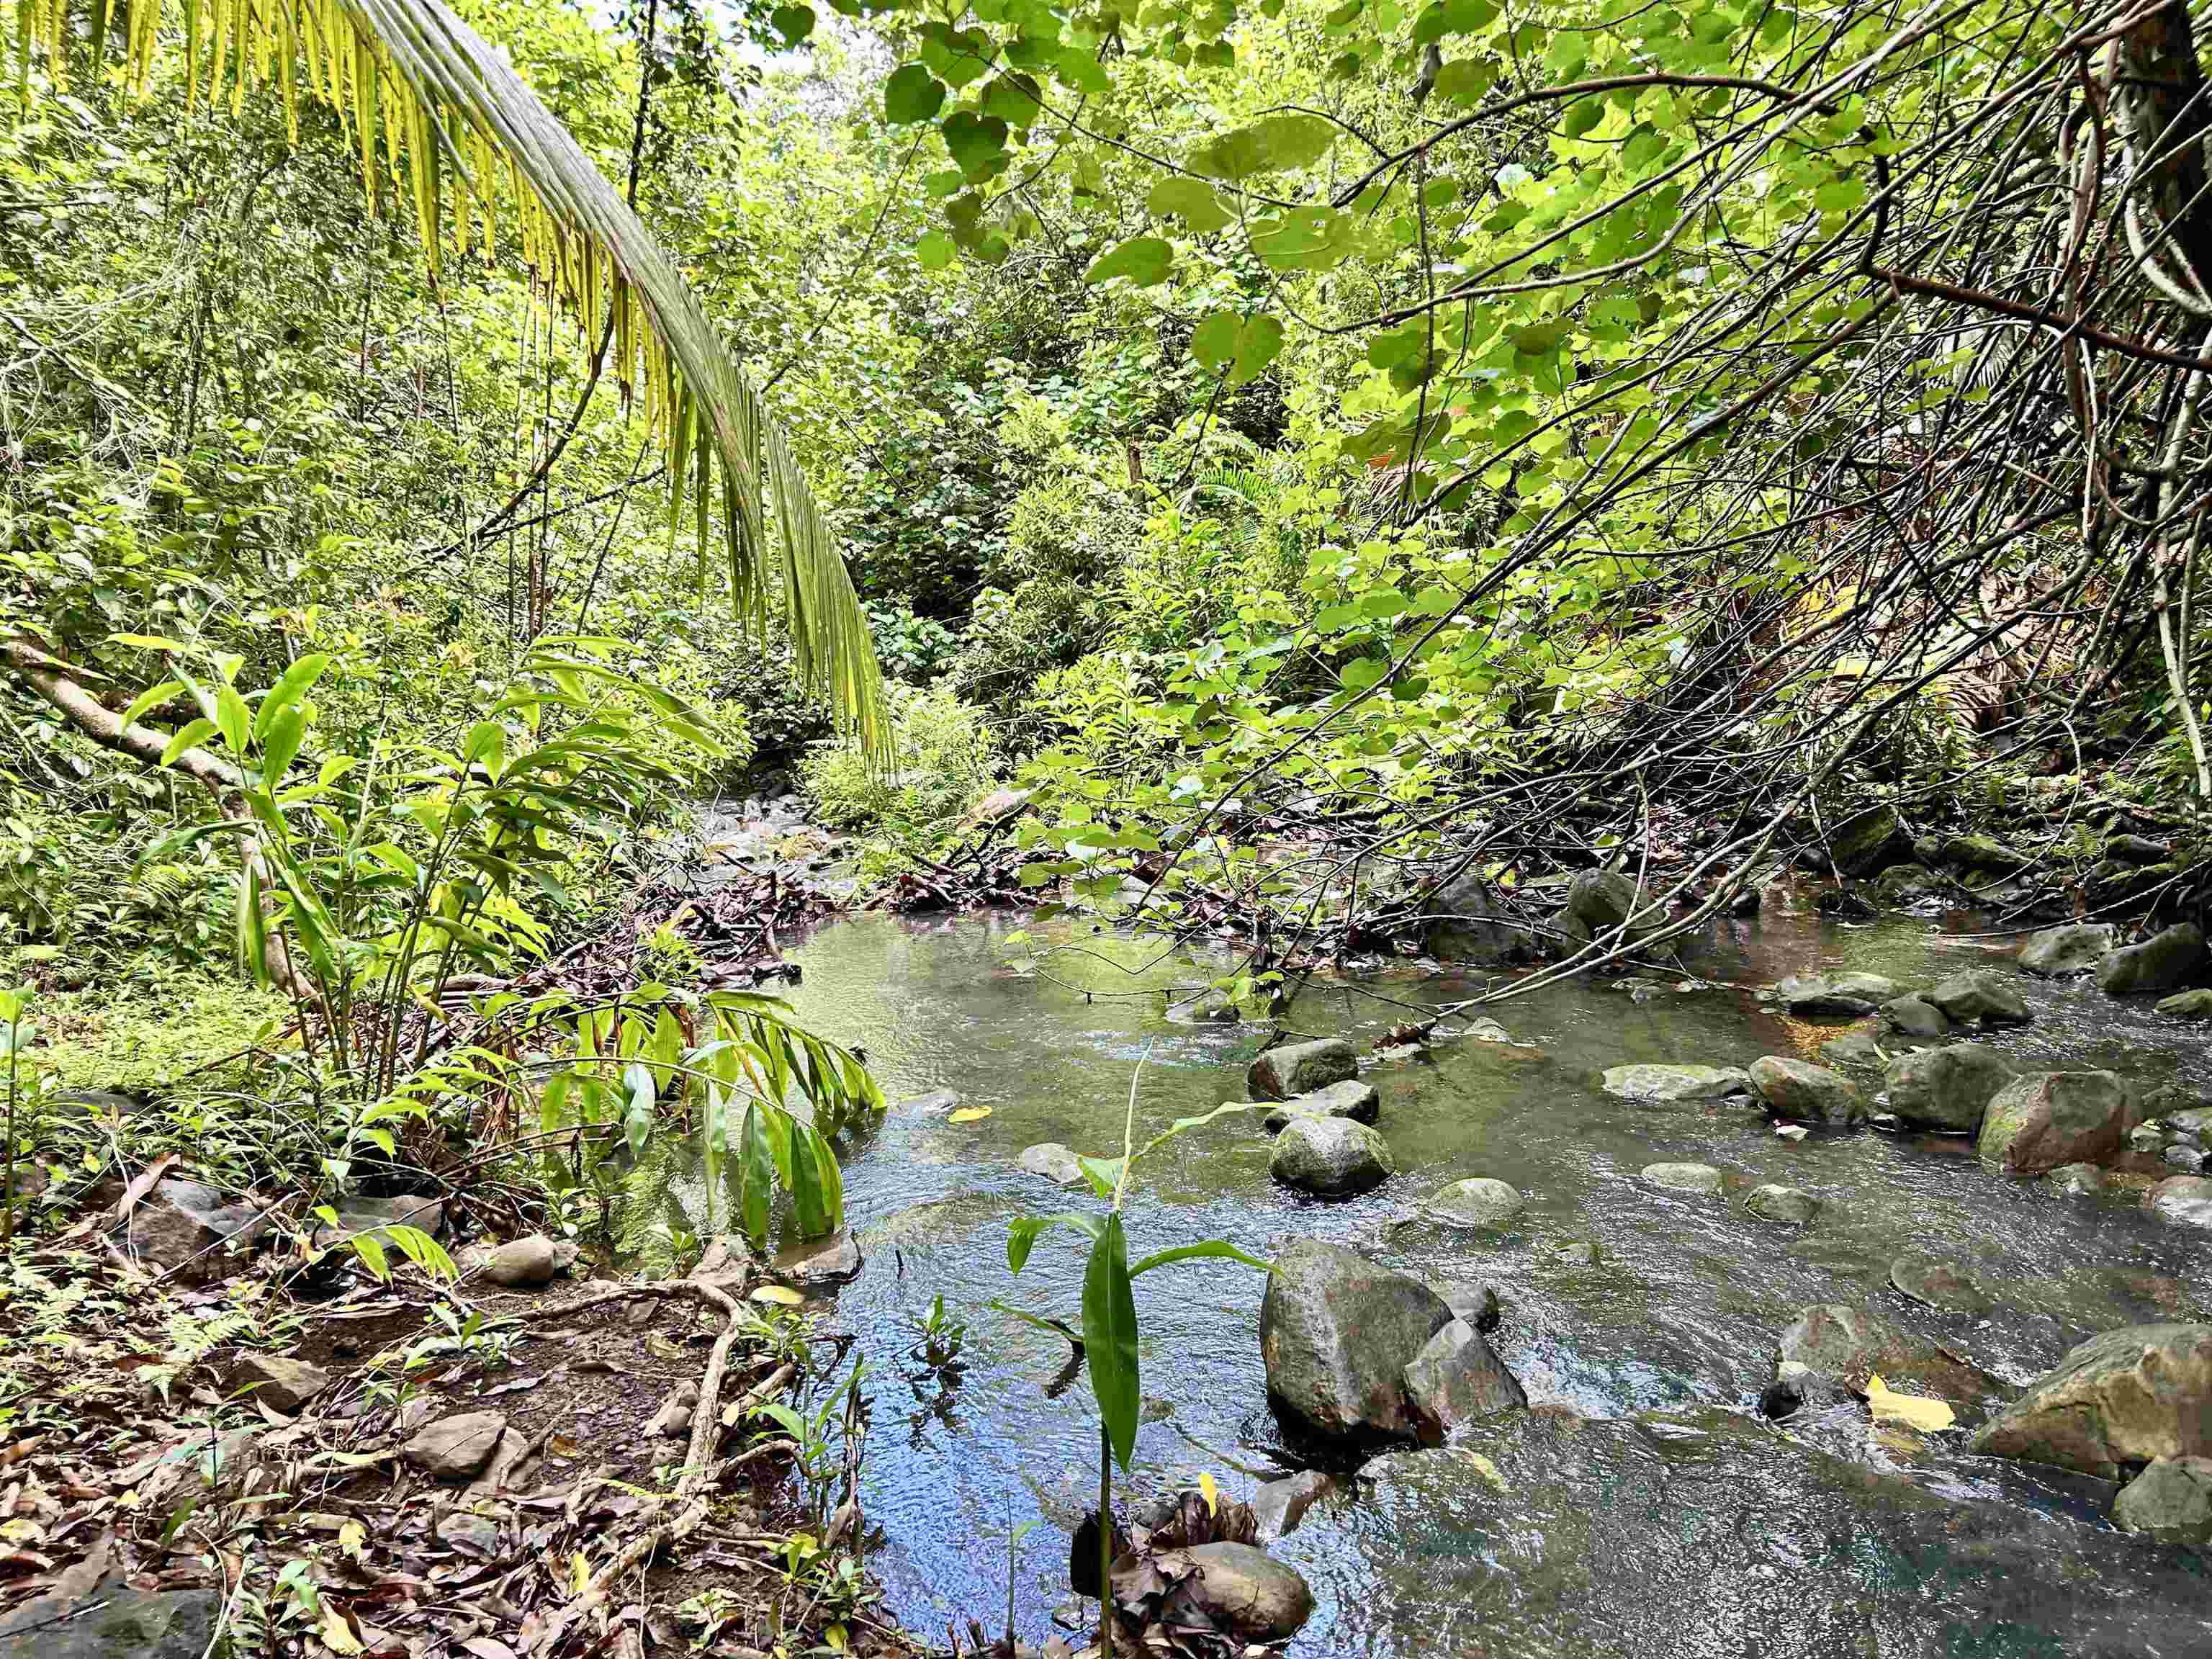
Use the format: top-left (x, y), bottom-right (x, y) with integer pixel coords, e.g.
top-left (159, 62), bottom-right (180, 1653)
top-left (18, 0), bottom-right (889, 762)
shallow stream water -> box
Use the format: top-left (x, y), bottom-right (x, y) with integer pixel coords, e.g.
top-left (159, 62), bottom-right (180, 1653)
top-left (625, 894), bottom-right (2212, 1655)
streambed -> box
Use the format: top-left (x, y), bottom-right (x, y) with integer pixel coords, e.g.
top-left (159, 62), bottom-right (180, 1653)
top-left (626, 896), bottom-right (2212, 1655)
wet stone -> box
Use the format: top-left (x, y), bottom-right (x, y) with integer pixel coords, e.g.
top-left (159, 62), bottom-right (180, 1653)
top-left (1599, 1063), bottom-right (1751, 1102)
top-left (1889, 1251), bottom-right (1990, 1314)
top-left (1017, 1143), bottom-right (1086, 1187)
top-left (2043, 1163), bottom-right (2107, 1198)
top-left (1640, 1161), bottom-right (1723, 1197)
top-left (2018, 922), bottom-right (2117, 977)
top-left (1749, 1056), bottom-right (1861, 1126)
top-left (1270, 1117), bottom-right (1393, 1197)
top-left (1923, 971), bottom-right (2030, 1027)
top-left (1262, 1078), bottom-right (1380, 1132)
top-left (2111, 1457), bottom-right (2212, 1543)
top-left (1880, 994), bottom-right (1949, 1038)
top-left (1248, 1038), bottom-right (1358, 1101)
top-left (1743, 1184), bottom-right (1818, 1225)
top-left (1424, 1177), bottom-right (1524, 1228)
top-left (1773, 973), bottom-right (1899, 1016)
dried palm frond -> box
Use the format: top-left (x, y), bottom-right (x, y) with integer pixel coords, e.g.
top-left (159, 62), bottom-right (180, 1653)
top-left (17, 0), bottom-right (889, 762)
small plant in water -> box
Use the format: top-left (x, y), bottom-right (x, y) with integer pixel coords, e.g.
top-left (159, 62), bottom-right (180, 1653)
top-left (998, 1049), bottom-right (1269, 1655)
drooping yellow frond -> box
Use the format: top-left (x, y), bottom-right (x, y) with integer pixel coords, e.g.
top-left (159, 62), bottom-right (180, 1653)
top-left (14, 0), bottom-right (890, 764)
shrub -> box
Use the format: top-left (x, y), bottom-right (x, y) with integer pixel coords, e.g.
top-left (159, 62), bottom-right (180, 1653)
top-left (801, 684), bottom-right (998, 834)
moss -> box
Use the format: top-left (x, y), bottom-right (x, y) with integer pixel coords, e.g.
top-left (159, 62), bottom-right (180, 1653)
top-left (12, 966), bottom-right (289, 1096)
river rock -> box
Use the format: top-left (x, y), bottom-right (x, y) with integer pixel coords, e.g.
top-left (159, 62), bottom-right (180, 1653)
top-left (482, 1233), bottom-right (574, 1287)
top-left (1969, 1324), bottom-right (2212, 1479)
top-left (1748, 1056), bottom-right (1861, 1125)
top-left (2147, 1174), bottom-right (2212, 1228)
top-left (1817, 1032), bottom-right (1887, 1075)
top-left (773, 1227), bottom-right (863, 1286)
top-left (2111, 1457), bottom-right (2212, 1542)
top-left (1426, 871), bottom-right (1537, 965)
top-left (1155, 1542), bottom-right (1313, 1643)
top-left (1923, 971), bottom-right (2030, 1027)
top-left (2018, 922), bottom-right (2117, 976)
top-left (1743, 1184), bottom-right (1818, 1224)
top-left (1942, 832), bottom-right (2026, 873)
top-left (2043, 1162), bottom-right (2107, 1197)
top-left (1558, 868), bottom-right (1668, 948)
top-left (232, 1353), bottom-right (331, 1414)
top-left (2098, 922), bottom-right (2206, 995)
top-left (1018, 1142), bottom-right (1087, 1187)
top-left (1879, 994), bottom-right (1948, 1038)
top-left (1424, 1177), bottom-right (1524, 1228)
top-left (1251, 1469), bottom-right (1341, 1541)
top-left (1270, 1117), bottom-right (1393, 1197)
top-left (1641, 1161), bottom-right (1723, 1196)
top-left (1315, 1405), bottom-right (2212, 1653)
top-left (1403, 1318), bottom-right (1527, 1441)
top-left (1440, 1281), bottom-right (1503, 1332)
top-left (1774, 1304), bottom-right (1995, 1400)
top-left (1599, 1063), bottom-right (1751, 1102)
top-left (1888, 1251), bottom-right (1990, 1313)
top-left (0, 1584), bottom-right (217, 1659)
top-left (123, 1175), bottom-right (270, 1280)
top-left (1874, 863), bottom-right (1951, 904)
top-left (1259, 1238), bottom-right (1452, 1444)
top-left (1248, 1038), bottom-right (1357, 1101)
top-left (1977, 1071), bottom-right (2131, 1174)
top-left (2157, 987), bottom-right (2212, 1019)
top-left (1884, 1044), bottom-right (2019, 1133)
top-left (405, 1411), bottom-right (508, 1480)
top-left (1830, 804), bottom-right (1905, 875)
top-left (1774, 972), bottom-right (1899, 1015)
top-left (1262, 1078), bottom-right (1379, 1131)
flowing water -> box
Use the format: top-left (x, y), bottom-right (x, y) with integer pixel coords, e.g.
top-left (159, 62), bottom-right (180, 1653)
top-left (625, 892), bottom-right (2212, 1655)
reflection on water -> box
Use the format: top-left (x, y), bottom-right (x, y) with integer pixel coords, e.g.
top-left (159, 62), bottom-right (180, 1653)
top-left (626, 904), bottom-right (2212, 1654)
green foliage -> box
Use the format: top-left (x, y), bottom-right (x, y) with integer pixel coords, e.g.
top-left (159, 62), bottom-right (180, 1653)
top-left (801, 684), bottom-right (997, 834)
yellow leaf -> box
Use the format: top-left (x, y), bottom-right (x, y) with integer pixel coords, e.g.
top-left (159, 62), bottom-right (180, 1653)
top-left (1865, 1373), bottom-right (1955, 1432)
top-left (319, 1604), bottom-right (364, 1656)
top-left (1463, 1452), bottom-right (1509, 1493)
top-left (1197, 1470), bottom-right (1218, 1515)
top-left (337, 1519), bottom-right (367, 1564)
top-left (570, 1550), bottom-right (590, 1596)
top-left (751, 1285), bottom-right (804, 1306)
top-left (824, 1624), bottom-right (849, 1652)
top-left (948, 1107), bottom-right (992, 1123)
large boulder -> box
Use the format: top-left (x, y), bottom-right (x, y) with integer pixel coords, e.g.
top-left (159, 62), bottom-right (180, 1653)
top-left (1879, 994), bottom-right (1949, 1038)
top-left (1599, 1063), bottom-right (1750, 1102)
top-left (1402, 1318), bottom-right (1527, 1442)
top-left (1269, 1117), bottom-right (1393, 1197)
top-left (1923, 971), bottom-right (2030, 1027)
top-left (1748, 1056), bottom-right (1862, 1125)
top-left (2098, 923), bottom-right (2206, 996)
top-left (1262, 1078), bottom-right (1380, 1131)
top-left (1968, 1324), bottom-right (2212, 1479)
top-left (1259, 1238), bottom-right (1453, 1444)
top-left (2018, 922), bottom-right (2117, 977)
top-left (1942, 832), bottom-right (2026, 873)
top-left (1425, 871), bottom-right (1536, 965)
top-left (1829, 805), bottom-right (1905, 876)
top-left (1248, 1038), bottom-right (1357, 1101)
top-left (1155, 1542), bottom-right (1313, 1643)
top-left (1558, 869), bottom-right (1666, 948)
top-left (2111, 1457), bottom-right (2212, 1542)
top-left (1773, 973), bottom-right (1899, 1016)
top-left (1976, 1071), bottom-right (2131, 1174)
top-left (1884, 1044), bottom-right (2018, 1133)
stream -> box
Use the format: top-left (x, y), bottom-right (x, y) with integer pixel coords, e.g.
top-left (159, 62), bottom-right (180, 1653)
top-left (621, 881), bottom-right (2212, 1655)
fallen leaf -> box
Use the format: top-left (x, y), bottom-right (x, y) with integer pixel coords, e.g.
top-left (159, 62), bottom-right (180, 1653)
top-left (338, 1519), bottom-right (368, 1565)
top-left (750, 1285), bottom-right (804, 1306)
top-left (462, 1639), bottom-right (521, 1659)
top-left (1866, 1372), bottom-right (1955, 1431)
top-left (1462, 1452), bottom-right (1509, 1493)
top-left (948, 1107), bottom-right (992, 1123)
top-left (1197, 1471), bottom-right (1218, 1516)
top-left (320, 1603), bottom-right (365, 1655)
top-left (114, 1154), bottom-right (179, 1226)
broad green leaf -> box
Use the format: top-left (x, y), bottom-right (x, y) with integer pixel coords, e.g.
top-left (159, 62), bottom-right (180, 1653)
top-left (943, 111), bottom-right (1010, 179)
top-left (1083, 1215), bottom-right (1140, 1470)
top-left (1191, 311), bottom-right (1285, 387)
top-left (1076, 1154), bottom-right (1125, 1200)
top-left (1189, 113), bottom-right (1336, 180)
top-left (260, 707), bottom-right (306, 783)
top-left (1006, 1210), bottom-right (1104, 1273)
top-left (253, 655), bottom-right (329, 739)
top-left (917, 230), bottom-right (956, 270)
top-left (741, 1102), bottom-right (775, 1246)
top-left (159, 718), bottom-right (221, 769)
top-left (1129, 1239), bottom-right (1272, 1278)
top-left (1146, 176), bottom-right (1232, 235)
top-left (215, 682), bottom-right (251, 756)
top-left (120, 680), bottom-right (184, 731)
top-left (770, 4), bottom-right (814, 46)
top-left (1085, 235), bottom-right (1173, 288)
top-left (885, 63), bottom-right (945, 125)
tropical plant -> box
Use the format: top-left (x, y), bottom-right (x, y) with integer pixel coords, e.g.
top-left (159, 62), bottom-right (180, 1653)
top-left (998, 1058), bottom-right (1269, 1654)
top-left (0, 984), bottom-right (41, 1242)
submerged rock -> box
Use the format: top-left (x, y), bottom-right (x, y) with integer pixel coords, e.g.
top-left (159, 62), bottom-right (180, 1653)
top-left (1302, 1405), bottom-right (2212, 1655)
top-left (2043, 1163), bottom-right (2107, 1197)
top-left (2098, 923), bottom-right (2206, 996)
top-left (1248, 1038), bottom-right (1358, 1101)
top-left (2111, 1457), bottom-right (2212, 1543)
top-left (1640, 1161), bottom-right (1723, 1196)
top-left (1599, 1063), bottom-right (1751, 1102)
top-left (1155, 1541), bottom-right (1313, 1643)
top-left (1817, 1031), bottom-right (1888, 1076)
top-left (1977, 1071), bottom-right (2131, 1174)
top-left (1262, 1078), bottom-right (1380, 1131)
top-left (2018, 922), bottom-right (2117, 977)
top-left (1251, 1469), bottom-right (1341, 1542)
top-left (1269, 1117), bottom-right (1393, 1197)
top-left (1884, 1044), bottom-right (2018, 1133)
top-left (2146, 1174), bottom-right (2212, 1228)
top-left (1423, 1177), bottom-right (1524, 1228)
top-left (773, 1227), bottom-right (863, 1287)
top-left (1923, 971), bottom-right (2030, 1027)
top-left (2156, 987), bottom-right (2212, 1020)
top-left (1774, 1304), bottom-right (1997, 1401)
top-left (1748, 1056), bottom-right (1861, 1125)
top-left (1773, 972), bottom-right (1899, 1016)
top-left (1743, 1184), bottom-right (1818, 1224)
top-left (1402, 1318), bottom-right (1527, 1441)
top-left (1888, 1251), bottom-right (1990, 1314)
top-left (1259, 1238), bottom-right (1452, 1444)
top-left (1969, 1324), bottom-right (2212, 1479)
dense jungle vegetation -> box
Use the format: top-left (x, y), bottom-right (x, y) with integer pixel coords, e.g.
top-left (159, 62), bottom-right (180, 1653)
top-left (4, 0), bottom-right (2212, 1653)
